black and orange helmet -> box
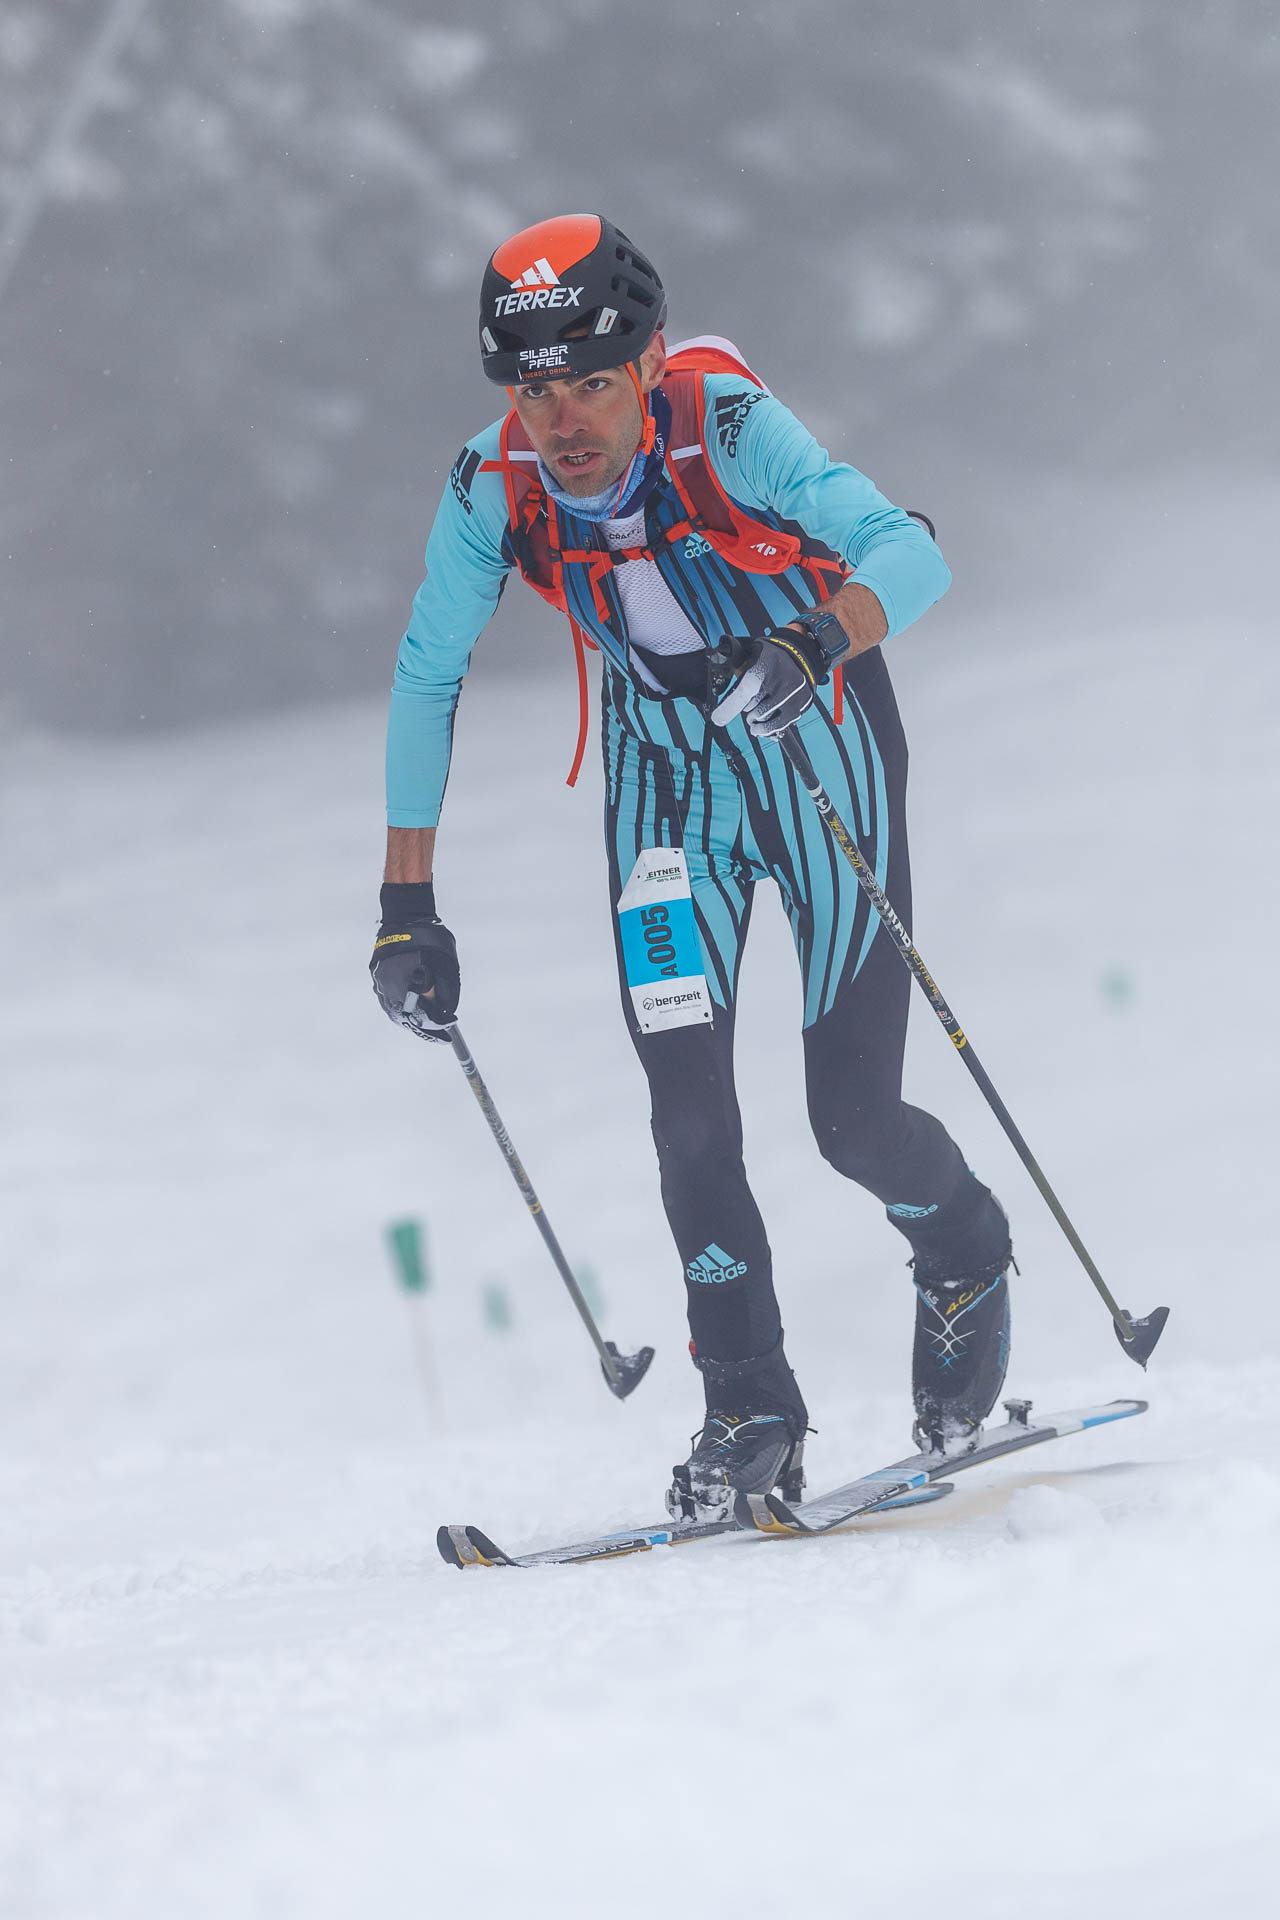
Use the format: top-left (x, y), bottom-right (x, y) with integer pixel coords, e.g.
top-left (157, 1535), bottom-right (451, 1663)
top-left (479, 213), bottom-right (666, 385)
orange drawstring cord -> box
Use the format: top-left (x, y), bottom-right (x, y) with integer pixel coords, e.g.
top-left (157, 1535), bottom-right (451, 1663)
top-left (567, 619), bottom-right (592, 788)
top-left (626, 361), bottom-right (656, 453)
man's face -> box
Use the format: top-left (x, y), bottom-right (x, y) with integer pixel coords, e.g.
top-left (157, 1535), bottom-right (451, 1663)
top-left (512, 335), bottom-right (666, 497)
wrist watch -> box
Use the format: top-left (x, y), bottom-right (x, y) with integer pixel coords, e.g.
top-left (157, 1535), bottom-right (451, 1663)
top-left (788, 608), bottom-right (847, 684)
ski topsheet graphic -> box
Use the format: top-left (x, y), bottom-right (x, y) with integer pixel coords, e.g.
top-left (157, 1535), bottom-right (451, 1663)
top-left (437, 1398), bottom-right (1146, 1569)
top-left (615, 847), bottom-right (713, 1034)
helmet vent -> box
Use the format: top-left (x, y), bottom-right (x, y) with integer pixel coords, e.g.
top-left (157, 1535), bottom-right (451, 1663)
top-left (612, 276), bottom-right (659, 311)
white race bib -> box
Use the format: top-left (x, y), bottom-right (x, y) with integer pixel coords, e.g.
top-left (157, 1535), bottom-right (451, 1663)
top-left (616, 848), bottom-right (713, 1034)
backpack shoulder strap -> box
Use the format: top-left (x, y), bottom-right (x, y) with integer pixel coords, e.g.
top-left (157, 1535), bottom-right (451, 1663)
top-left (480, 410), bottom-right (541, 535)
top-left (481, 410), bottom-right (602, 788)
top-left (658, 344), bottom-right (803, 575)
top-left (478, 411), bottom-right (571, 612)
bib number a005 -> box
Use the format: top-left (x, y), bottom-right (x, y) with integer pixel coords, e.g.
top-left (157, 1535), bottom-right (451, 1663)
top-left (617, 847), bottom-right (713, 1034)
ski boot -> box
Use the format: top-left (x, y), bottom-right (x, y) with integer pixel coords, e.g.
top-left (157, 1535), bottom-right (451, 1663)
top-left (906, 1183), bottom-right (1014, 1456)
top-left (667, 1335), bottom-right (808, 1524)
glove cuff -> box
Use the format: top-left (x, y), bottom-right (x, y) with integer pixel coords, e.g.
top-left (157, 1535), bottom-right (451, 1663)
top-left (379, 880), bottom-right (437, 926)
top-left (766, 623), bottom-right (826, 687)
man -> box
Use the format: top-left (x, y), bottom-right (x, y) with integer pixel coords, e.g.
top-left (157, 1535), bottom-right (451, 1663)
top-left (371, 214), bottom-right (1013, 1521)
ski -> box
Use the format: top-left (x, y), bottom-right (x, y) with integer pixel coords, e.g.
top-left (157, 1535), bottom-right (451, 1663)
top-left (436, 1477), bottom-right (952, 1570)
top-left (436, 1398), bottom-right (1144, 1569)
top-left (737, 1396), bottom-right (1148, 1536)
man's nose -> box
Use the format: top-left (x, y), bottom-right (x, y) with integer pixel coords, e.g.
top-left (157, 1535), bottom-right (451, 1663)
top-left (549, 393), bottom-right (589, 439)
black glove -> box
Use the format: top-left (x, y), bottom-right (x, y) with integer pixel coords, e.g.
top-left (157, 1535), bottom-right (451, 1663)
top-left (370, 881), bottom-right (460, 1042)
top-left (709, 624), bottom-right (827, 738)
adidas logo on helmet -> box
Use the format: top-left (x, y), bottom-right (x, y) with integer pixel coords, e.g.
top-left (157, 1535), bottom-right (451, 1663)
top-left (493, 253), bottom-right (585, 318)
top-left (514, 258), bottom-right (560, 290)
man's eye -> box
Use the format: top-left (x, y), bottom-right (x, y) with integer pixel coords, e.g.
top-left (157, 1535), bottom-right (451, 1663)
top-left (585, 378), bottom-right (609, 392)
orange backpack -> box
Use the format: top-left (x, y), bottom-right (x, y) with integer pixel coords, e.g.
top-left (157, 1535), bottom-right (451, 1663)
top-left (484, 337), bottom-right (848, 782)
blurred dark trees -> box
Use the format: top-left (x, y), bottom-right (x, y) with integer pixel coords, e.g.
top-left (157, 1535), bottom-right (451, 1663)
top-left (1, 0), bottom-right (1275, 728)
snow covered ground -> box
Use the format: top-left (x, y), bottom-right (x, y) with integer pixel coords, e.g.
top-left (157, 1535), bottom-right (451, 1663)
top-left (3, 583), bottom-right (1279, 1916)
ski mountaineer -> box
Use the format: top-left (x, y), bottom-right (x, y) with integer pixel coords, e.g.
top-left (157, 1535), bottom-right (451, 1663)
top-left (370, 214), bottom-right (1015, 1521)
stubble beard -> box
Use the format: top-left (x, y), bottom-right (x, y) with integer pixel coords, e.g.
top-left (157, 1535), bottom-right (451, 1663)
top-left (551, 436), bottom-right (635, 499)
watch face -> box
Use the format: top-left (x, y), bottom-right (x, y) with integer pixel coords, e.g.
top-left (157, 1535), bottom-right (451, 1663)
top-left (805, 612), bottom-right (845, 658)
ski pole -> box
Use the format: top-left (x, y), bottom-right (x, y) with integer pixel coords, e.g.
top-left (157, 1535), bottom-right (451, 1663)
top-left (772, 719), bottom-right (1169, 1368)
top-left (419, 1010), bottom-right (654, 1399)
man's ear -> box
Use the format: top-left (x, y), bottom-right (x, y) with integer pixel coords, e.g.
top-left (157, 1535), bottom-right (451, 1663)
top-left (639, 331), bottom-right (667, 393)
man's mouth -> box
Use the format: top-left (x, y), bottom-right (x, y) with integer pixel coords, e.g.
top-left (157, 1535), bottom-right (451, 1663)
top-left (558, 449), bottom-right (601, 472)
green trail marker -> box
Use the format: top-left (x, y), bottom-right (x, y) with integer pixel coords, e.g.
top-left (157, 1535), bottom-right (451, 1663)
top-left (387, 1218), bottom-right (429, 1294)
top-left (384, 1217), bottom-right (443, 1429)
top-left (482, 1282), bottom-right (513, 1332)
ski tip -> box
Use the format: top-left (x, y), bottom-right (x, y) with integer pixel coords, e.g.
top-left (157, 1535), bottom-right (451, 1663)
top-left (602, 1341), bottom-right (656, 1400)
top-left (436, 1524), bottom-right (513, 1569)
top-left (464, 1526), bottom-right (514, 1565)
top-left (1115, 1305), bottom-right (1170, 1370)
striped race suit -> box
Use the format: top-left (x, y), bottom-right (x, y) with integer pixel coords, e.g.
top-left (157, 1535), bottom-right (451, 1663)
top-left (387, 358), bottom-right (989, 1363)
